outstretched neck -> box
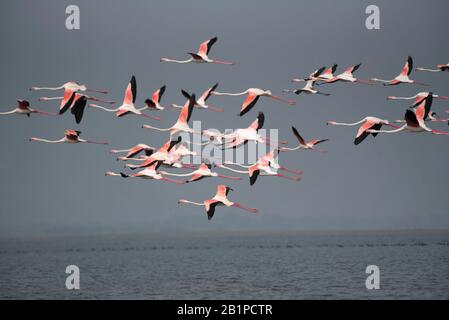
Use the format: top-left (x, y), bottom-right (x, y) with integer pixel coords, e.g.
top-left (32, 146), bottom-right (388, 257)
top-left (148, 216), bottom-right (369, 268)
top-left (178, 199), bottom-right (203, 206)
top-left (30, 137), bottom-right (64, 143)
top-left (212, 90), bottom-right (248, 96)
top-left (89, 104), bottom-right (118, 112)
top-left (218, 164), bottom-right (248, 174)
top-left (161, 57), bottom-right (193, 64)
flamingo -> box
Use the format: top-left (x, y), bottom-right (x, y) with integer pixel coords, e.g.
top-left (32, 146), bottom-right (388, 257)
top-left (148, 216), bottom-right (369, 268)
top-left (212, 88), bottom-right (295, 116)
top-left (123, 142), bottom-right (197, 169)
top-left (387, 92), bottom-right (449, 103)
top-left (171, 83), bottom-right (223, 112)
top-left (39, 94), bottom-right (115, 123)
top-left (89, 76), bottom-right (160, 121)
top-left (218, 156), bottom-right (301, 186)
top-left (142, 90), bottom-right (196, 136)
top-left (371, 56), bottom-right (428, 86)
top-left (143, 85), bottom-right (167, 110)
top-left (160, 37), bottom-right (235, 65)
top-left (106, 160), bottom-right (183, 184)
top-left (283, 79), bottom-right (330, 96)
top-left (0, 99), bottom-right (57, 117)
top-left (291, 66), bottom-right (327, 83)
top-left (367, 95), bottom-right (449, 136)
top-left (416, 62), bottom-right (449, 73)
top-left (162, 142), bottom-right (198, 168)
top-left (30, 81), bottom-right (108, 94)
top-left (110, 144), bottom-right (156, 161)
top-left (222, 112), bottom-right (280, 148)
top-left (281, 127), bottom-right (328, 152)
top-left (177, 185), bottom-right (258, 220)
top-left (326, 117), bottom-right (396, 145)
top-left (125, 137), bottom-right (182, 170)
top-left (30, 130), bottom-right (108, 144)
top-left (160, 163), bottom-right (241, 183)
top-left (40, 94), bottom-right (113, 123)
top-left (394, 111), bottom-right (449, 124)
top-left (320, 63), bottom-right (373, 84)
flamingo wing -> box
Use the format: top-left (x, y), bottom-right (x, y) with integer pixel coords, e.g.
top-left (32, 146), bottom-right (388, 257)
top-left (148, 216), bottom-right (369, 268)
top-left (404, 109), bottom-right (420, 127)
top-left (249, 112), bottom-right (265, 131)
top-left (199, 83), bottom-right (219, 103)
top-left (116, 109), bottom-right (131, 117)
top-left (249, 166), bottom-right (261, 186)
top-left (65, 129), bottom-right (81, 140)
top-left (400, 56), bottom-right (413, 76)
top-left (152, 85), bottom-right (166, 103)
top-left (345, 63), bottom-right (361, 74)
top-left (312, 66), bottom-right (326, 78)
top-left (198, 37), bottom-right (217, 57)
top-left (123, 76), bottom-right (137, 105)
top-left (71, 95), bottom-right (87, 124)
top-left (310, 139), bottom-right (329, 146)
top-left (178, 91), bottom-right (195, 123)
top-left (126, 145), bottom-right (145, 158)
top-left (17, 100), bottom-right (30, 109)
top-left (60, 90), bottom-right (76, 114)
top-left (204, 199), bottom-right (220, 220)
top-left (291, 126), bottom-right (306, 145)
top-left (239, 93), bottom-right (260, 116)
top-left (354, 120), bottom-right (376, 145)
top-left (189, 172), bottom-right (205, 182)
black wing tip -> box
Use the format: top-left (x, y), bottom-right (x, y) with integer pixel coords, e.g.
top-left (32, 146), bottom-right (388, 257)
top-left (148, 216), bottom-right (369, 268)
top-left (181, 89), bottom-right (190, 99)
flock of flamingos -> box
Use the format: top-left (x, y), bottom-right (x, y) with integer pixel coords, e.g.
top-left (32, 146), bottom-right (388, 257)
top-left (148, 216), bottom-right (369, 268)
top-left (2, 37), bottom-right (449, 220)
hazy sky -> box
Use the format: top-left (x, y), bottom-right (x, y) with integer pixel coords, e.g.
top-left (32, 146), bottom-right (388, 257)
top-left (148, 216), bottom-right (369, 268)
top-left (0, 0), bottom-right (448, 237)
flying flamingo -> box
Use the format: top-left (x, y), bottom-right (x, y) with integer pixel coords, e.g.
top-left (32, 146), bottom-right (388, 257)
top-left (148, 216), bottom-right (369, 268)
top-left (178, 185), bottom-right (258, 220)
top-left (160, 163), bottom-right (241, 183)
top-left (142, 90), bottom-right (196, 136)
top-left (319, 63), bottom-right (373, 84)
top-left (89, 76), bottom-right (160, 121)
top-left (222, 112), bottom-right (284, 149)
top-left (40, 94), bottom-right (113, 123)
top-left (123, 142), bottom-right (198, 169)
top-left (110, 144), bottom-right (156, 161)
top-left (212, 88), bottom-right (295, 116)
top-left (218, 157), bottom-right (301, 186)
top-left (39, 93), bottom-right (115, 123)
top-left (0, 100), bottom-right (57, 117)
top-left (125, 137), bottom-right (182, 170)
top-left (371, 56), bottom-right (428, 86)
top-left (326, 117), bottom-right (395, 145)
top-left (171, 83), bottom-right (223, 112)
top-left (160, 37), bottom-right (235, 65)
top-left (416, 62), bottom-right (449, 73)
top-left (30, 130), bottom-right (108, 144)
top-left (387, 92), bottom-right (449, 103)
top-left (143, 85), bottom-right (167, 110)
top-left (367, 95), bottom-right (449, 136)
top-left (106, 160), bottom-right (183, 184)
top-left (224, 148), bottom-right (303, 175)
top-left (394, 111), bottom-right (449, 124)
top-left (283, 79), bottom-right (330, 96)
top-left (162, 142), bottom-right (198, 168)
top-left (291, 66), bottom-right (327, 83)
top-left (30, 81), bottom-right (108, 94)
top-left (281, 127), bottom-right (328, 152)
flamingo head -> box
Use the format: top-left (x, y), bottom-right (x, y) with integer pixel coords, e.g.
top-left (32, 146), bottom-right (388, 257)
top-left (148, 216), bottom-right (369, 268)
top-left (326, 121), bottom-right (337, 125)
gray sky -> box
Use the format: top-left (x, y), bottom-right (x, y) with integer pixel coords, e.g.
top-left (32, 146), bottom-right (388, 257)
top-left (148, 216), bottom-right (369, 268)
top-left (0, 0), bottom-right (448, 237)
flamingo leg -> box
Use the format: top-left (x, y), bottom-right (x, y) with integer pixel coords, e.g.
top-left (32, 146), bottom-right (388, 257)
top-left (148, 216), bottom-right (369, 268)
top-left (270, 95), bottom-right (296, 105)
top-left (232, 203), bottom-right (259, 213)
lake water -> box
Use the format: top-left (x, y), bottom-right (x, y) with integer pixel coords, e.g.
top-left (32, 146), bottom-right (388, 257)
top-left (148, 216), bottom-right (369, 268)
top-left (1, 230), bottom-right (448, 299)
